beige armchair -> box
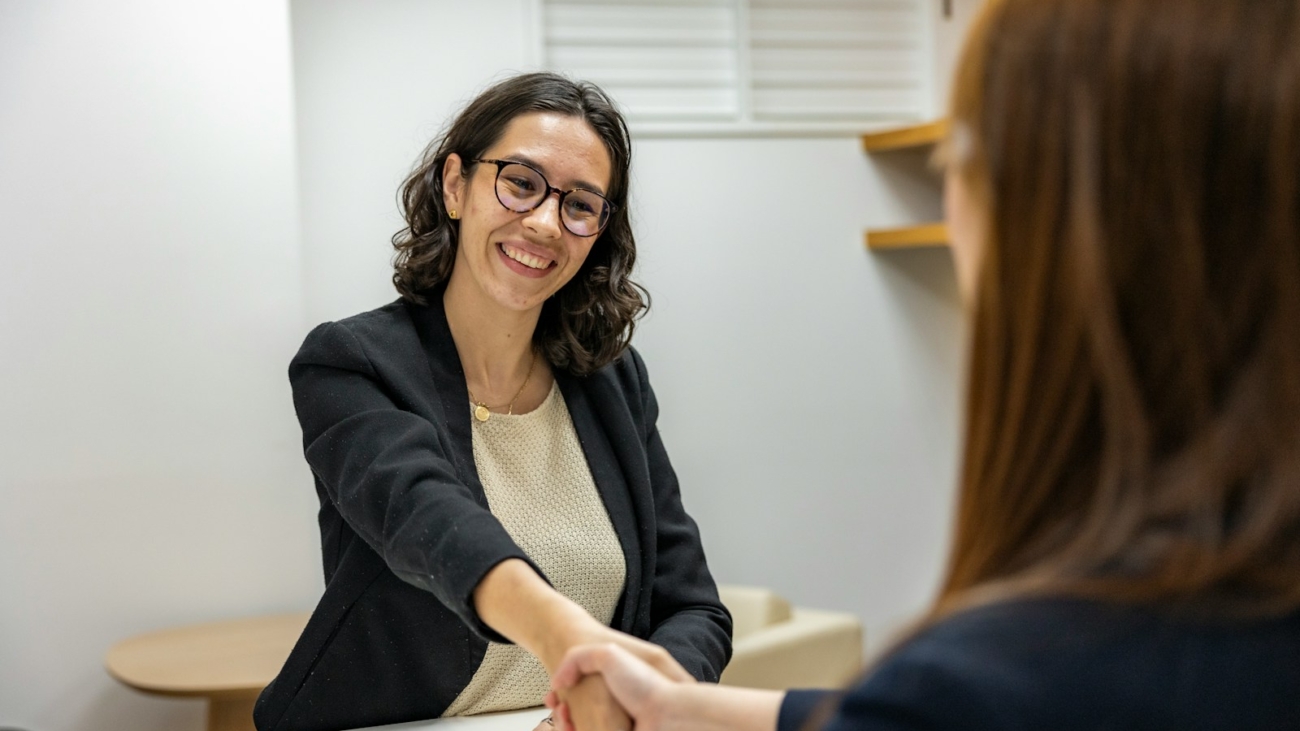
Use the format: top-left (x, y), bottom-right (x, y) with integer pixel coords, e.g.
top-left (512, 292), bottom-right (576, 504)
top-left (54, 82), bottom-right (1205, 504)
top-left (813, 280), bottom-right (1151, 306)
top-left (716, 585), bottom-right (863, 690)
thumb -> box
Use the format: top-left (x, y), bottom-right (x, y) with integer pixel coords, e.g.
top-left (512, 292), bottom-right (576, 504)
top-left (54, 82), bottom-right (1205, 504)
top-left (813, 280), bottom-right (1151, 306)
top-left (551, 643), bottom-right (618, 691)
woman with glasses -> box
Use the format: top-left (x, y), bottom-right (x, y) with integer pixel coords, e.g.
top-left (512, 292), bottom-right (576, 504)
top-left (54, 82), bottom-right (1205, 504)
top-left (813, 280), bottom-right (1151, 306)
top-left (254, 73), bottom-right (731, 731)
top-left (544, 0), bottom-right (1300, 729)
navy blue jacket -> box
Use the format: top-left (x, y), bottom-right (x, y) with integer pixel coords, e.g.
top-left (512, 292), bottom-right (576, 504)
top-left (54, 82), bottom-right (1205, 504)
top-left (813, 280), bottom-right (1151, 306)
top-left (254, 293), bottom-right (731, 731)
top-left (781, 598), bottom-right (1300, 731)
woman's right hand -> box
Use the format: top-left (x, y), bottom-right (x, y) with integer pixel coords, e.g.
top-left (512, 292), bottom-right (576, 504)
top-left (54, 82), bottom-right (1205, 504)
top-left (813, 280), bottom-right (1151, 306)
top-left (549, 644), bottom-right (786, 731)
top-left (471, 560), bottom-right (694, 728)
top-left (546, 643), bottom-right (681, 731)
top-left (560, 673), bottom-right (631, 731)
top-left (542, 620), bottom-right (692, 731)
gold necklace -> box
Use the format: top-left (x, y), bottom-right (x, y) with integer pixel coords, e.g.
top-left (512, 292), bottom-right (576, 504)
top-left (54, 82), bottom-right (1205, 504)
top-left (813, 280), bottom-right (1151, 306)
top-left (467, 349), bottom-right (538, 422)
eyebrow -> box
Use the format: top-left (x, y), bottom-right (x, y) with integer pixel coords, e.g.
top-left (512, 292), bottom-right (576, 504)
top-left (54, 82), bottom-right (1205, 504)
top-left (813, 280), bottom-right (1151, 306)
top-left (502, 153), bottom-right (608, 197)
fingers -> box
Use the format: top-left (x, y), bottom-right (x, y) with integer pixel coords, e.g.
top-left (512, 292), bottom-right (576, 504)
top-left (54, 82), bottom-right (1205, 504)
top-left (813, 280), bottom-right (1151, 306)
top-left (555, 702), bottom-right (573, 731)
top-left (551, 643), bottom-right (619, 692)
top-left (555, 624), bottom-right (693, 686)
top-left (593, 630), bottom-right (693, 684)
top-left (627, 641), bottom-right (693, 684)
top-left (549, 639), bottom-right (693, 731)
top-left (564, 674), bottom-right (630, 731)
top-left (555, 642), bottom-right (674, 719)
top-left (554, 641), bottom-right (687, 695)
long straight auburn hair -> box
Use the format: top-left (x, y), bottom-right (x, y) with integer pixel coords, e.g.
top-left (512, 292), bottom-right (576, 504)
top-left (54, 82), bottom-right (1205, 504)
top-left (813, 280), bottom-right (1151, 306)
top-left (938, 0), bottom-right (1300, 620)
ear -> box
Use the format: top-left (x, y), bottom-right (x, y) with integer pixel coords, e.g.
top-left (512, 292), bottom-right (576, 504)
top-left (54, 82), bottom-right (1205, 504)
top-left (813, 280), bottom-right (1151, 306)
top-left (442, 153), bottom-right (467, 214)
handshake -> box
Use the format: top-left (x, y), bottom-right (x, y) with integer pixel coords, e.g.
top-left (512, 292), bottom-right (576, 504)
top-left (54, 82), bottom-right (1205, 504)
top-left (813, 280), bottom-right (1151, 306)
top-left (536, 628), bottom-right (695, 731)
top-left (477, 559), bottom-right (770, 731)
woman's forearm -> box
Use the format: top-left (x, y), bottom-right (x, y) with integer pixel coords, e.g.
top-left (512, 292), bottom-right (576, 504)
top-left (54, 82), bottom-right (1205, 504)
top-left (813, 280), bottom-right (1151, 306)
top-left (475, 559), bottom-right (633, 729)
top-left (668, 685), bottom-right (784, 731)
top-left (472, 558), bottom-right (597, 670)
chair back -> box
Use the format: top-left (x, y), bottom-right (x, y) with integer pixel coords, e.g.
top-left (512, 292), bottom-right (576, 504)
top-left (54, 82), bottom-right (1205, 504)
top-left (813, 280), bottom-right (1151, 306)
top-left (717, 585), bottom-right (793, 640)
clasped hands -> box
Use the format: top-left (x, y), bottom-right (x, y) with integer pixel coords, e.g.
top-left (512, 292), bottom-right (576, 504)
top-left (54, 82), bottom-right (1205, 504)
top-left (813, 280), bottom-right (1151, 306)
top-left (471, 559), bottom-right (692, 731)
top-left (538, 627), bottom-right (691, 731)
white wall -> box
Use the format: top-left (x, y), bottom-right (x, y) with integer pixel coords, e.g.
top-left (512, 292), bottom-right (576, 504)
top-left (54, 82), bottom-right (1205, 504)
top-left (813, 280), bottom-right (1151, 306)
top-left (929, 0), bottom-right (986, 115)
top-left (0, 2), bottom-right (319, 730)
top-left (292, 0), bottom-right (539, 323)
top-left (290, 0), bottom-right (966, 657)
top-left (631, 138), bottom-right (962, 648)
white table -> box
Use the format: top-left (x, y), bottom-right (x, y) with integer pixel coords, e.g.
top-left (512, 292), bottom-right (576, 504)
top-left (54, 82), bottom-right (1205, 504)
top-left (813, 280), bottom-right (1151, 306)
top-left (355, 707), bottom-right (551, 731)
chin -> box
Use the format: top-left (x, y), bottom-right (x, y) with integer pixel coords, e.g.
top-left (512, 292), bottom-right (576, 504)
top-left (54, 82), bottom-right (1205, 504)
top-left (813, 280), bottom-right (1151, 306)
top-left (485, 280), bottom-right (552, 313)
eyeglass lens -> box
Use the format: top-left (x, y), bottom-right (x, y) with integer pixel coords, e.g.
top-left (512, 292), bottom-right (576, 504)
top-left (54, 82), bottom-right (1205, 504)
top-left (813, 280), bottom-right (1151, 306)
top-left (494, 162), bottom-right (610, 237)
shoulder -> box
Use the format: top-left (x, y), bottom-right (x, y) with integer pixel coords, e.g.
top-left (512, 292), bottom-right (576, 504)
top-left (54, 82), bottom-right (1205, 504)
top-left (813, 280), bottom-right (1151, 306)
top-left (559, 345), bottom-right (658, 438)
top-left (332, 299), bottom-right (415, 336)
top-left (293, 300), bottom-right (422, 372)
top-left (833, 598), bottom-right (1300, 731)
top-left (884, 595), bottom-right (1300, 680)
top-left (884, 597), bottom-right (1136, 664)
top-left (302, 299), bottom-right (417, 351)
top-left (606, 345), bottom-right (650, 389)
top-left (817, 599), bottom-right (1115, 731)
top-left (571, 345), bottom-right (648, 395)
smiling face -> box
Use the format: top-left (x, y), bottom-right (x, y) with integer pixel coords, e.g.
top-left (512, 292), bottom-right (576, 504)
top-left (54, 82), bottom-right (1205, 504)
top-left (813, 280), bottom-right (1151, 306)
top-left (442, 112), bottom-right (613, 314)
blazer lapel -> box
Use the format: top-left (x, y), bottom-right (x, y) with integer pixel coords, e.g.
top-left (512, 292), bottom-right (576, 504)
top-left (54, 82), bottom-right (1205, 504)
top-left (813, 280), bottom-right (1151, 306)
top-left (404, 290), bottom-right (486, 505)
top-left (557, 370), bottom-right (643, 634)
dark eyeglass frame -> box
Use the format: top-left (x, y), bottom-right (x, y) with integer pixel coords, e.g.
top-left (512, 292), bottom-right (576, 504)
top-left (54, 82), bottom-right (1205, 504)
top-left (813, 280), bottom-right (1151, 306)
top-left (471, 158), bottom-right (616, 238)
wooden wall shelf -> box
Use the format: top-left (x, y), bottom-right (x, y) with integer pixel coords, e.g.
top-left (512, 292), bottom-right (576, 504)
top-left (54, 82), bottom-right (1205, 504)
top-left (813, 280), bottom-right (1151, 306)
top-left (862, 119), bottom-right (951, 251)
top-left (861, 119), bottom-right (949, 152)
top-left (865, 222), bottom-right (949, 250)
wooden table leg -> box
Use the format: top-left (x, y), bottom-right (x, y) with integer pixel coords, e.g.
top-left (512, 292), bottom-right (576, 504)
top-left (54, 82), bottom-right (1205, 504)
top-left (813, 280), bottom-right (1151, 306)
top-left (208, 696), bottom-right (257, 731)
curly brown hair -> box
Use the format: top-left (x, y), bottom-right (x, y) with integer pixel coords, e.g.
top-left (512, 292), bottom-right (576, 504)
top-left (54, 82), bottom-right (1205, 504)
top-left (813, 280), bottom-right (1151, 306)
top-left (391, 72), bottom-right (648, 377)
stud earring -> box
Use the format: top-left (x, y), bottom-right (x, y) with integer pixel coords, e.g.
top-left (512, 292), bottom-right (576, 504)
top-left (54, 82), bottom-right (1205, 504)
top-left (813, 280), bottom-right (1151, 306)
top-left (448, 209), bottom-right (459, 220)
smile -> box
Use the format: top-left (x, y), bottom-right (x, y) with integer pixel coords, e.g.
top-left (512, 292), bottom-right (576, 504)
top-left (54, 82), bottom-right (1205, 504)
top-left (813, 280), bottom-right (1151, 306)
top-left (499, 242), bottom-right (557, 273)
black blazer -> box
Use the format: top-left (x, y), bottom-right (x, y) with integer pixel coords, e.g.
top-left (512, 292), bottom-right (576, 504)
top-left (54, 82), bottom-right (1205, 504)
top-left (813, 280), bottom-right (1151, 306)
top-left (779, 598), bottom-right (1300, 731)
top-left (254, 293), bottom-right (732, 731)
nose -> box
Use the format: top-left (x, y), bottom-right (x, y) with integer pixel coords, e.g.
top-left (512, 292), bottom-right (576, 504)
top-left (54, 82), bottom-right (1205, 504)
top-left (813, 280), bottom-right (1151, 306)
top-left (523, 191), bottom-right (563, 239)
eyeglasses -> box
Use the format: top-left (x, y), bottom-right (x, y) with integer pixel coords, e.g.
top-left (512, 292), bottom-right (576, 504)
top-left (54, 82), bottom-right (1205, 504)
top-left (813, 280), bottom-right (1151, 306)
top-left (471, 158), bottom-right (615, 238)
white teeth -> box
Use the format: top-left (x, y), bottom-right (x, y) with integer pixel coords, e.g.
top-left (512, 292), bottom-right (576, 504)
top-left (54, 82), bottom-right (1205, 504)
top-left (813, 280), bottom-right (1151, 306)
top-left (503, 244), bottom-right (550, 270)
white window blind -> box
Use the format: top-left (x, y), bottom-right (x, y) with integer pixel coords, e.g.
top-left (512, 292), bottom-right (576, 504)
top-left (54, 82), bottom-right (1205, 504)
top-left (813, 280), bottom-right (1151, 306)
top-left (540, 0), bottom-right (928, 134)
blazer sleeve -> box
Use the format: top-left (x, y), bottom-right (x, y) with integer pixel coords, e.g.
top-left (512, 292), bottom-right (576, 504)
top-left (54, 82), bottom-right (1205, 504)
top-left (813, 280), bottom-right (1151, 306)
top-left (778, 643), bottom-right (1004, 731)
top-left (290, 320), bottom-right (543, 642)
top-left (779, 679), bottom-right (992, 731)
top-left (779, 690), bottom-right (842, 731)
top-left (631, 349), bottom-right (735, 682)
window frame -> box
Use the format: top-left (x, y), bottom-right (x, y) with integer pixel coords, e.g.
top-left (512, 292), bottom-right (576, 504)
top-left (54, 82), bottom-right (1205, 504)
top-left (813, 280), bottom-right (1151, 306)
top-left (528, 0), bottom-right (941, 138)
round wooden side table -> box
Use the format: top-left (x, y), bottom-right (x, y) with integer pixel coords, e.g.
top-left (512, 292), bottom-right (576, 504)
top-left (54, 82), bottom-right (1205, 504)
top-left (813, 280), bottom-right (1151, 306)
top-left (105, 613), bottom-right (309, 731)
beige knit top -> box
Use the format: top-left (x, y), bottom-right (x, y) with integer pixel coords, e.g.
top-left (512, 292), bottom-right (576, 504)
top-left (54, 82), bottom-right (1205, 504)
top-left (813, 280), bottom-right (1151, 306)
top-left (441, 381), bottom-right (627, 716)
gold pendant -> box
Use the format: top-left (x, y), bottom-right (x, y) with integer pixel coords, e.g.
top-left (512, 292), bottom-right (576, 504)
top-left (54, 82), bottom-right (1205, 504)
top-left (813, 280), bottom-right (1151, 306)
top-left (474, 404), bottom-right (491, 422)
